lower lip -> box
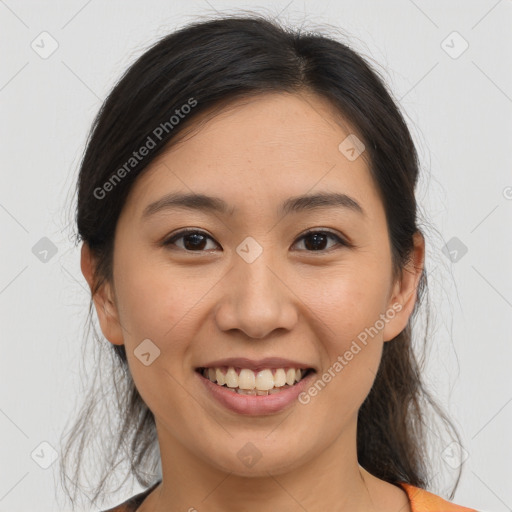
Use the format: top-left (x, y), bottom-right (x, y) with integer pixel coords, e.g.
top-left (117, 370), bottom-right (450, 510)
top-left (196, 369), bottom-right (316, 416)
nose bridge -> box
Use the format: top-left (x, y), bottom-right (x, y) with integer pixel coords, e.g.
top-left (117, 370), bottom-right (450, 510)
top-left (236, 249), bottom-right (277, 300)
top-left (214, 241), bottom-right (297, 339)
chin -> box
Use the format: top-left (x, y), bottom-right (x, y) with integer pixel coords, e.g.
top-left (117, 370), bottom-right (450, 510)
top-left (197, 441), bottom-right (311, 478)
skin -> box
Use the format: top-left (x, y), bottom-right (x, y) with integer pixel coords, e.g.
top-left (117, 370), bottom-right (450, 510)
top-left (81, 91), bottom-right (424, 512)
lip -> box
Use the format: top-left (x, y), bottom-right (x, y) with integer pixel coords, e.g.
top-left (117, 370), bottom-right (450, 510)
top-left (196, 368), bottom-right (316, 416)
top-left (196, 357), bottom-right (315, 372)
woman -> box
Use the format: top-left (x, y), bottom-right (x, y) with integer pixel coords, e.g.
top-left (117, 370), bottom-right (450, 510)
top-left (60, 14), bottom-right (478, 512)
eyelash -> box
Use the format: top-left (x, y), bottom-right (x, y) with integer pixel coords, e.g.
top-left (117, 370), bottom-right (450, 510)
top-left (162, 228), bottom-right (352, 253)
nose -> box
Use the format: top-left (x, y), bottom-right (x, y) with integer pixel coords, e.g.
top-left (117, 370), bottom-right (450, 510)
top-left (214, 252), bottom-right (298, 339)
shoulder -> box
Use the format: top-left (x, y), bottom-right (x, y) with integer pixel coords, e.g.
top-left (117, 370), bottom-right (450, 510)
top-left (100, 480), bottom-right (478, 512)
top-left (101, 504), bottom-right (129, 512)
top-left (100, 480), bottom-right (161, 512)
top-left (398, 482), bottom-right (478, 512)
top-left (101, 500), bottom-right (136, 512)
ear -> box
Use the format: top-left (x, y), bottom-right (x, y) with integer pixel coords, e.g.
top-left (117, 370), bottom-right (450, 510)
top-left (80, 242), bottom-right (124, 346)
top-left (382, 231), bottom-right (425, 342)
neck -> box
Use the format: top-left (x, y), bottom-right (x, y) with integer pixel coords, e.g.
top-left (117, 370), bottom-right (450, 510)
top-left (144, 420), bottom-right (379, 512)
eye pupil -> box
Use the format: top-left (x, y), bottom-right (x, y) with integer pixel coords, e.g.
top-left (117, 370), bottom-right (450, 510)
top-left (304, 233), bottom-right (328, 251)
top-left (183, 233), bottom-right (207, 250)
top-left (165, 229), bottom-right (344, 253)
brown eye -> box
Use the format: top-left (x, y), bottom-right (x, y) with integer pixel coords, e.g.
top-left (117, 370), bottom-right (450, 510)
top-left (162, 228), bottom-right (349, 253)
top-left (163, 230), bottom-right (220, 251)
top-left (293, 230), bottom-right (348, 252)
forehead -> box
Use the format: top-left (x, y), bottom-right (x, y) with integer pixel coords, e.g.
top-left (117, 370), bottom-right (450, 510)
top-left (163, 91), bottom-right (362, 167)
top-left (123, 92), bottom-right (381, 221)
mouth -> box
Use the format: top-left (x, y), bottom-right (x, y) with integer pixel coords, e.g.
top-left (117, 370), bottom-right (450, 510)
top-left (195, 366), bottom-right (316, 396)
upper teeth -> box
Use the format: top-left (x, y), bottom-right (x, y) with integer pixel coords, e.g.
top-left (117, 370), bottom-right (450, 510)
top-left (203, 367), bottom-right (306, 391)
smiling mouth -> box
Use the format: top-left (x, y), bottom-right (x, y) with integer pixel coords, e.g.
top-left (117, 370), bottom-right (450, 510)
top-left (196, 366), bottom-right (315, 395)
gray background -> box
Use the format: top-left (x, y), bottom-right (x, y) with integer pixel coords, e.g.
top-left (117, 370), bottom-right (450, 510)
top-left (1, 1), bottom-right (511, 511)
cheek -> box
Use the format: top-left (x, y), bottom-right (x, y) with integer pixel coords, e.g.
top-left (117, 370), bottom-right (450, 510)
top-left (113, 265), bottom-right (198, 422)
top-left (112, 255), bottom-right (226, 398)
top-left (299, 266), bottom-right (388, 410)
top-left (302, 262), bottom-right (390, 347)
top-left (114, 254), bottom-right (217, 342)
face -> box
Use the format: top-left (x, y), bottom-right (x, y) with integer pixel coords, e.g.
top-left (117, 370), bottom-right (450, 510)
top-left (82, 91), bottom-right (424, 478)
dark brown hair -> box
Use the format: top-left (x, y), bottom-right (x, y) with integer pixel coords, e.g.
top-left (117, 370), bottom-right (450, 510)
top-left (59, 12), bottom-right (463, 510)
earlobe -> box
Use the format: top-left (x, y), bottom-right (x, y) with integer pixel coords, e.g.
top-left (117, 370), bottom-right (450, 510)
top-left (382, 231), bottom-right (425, 342)
top-left (80, 242), bottom-right (124, 346)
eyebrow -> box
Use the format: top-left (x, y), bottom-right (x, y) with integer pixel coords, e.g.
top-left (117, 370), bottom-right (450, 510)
top-left (142, 191), bottom-right (365, 219)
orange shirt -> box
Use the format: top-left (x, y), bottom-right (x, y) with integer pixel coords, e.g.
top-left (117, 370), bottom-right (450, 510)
top-left (103, 480), bottom-right (478, 511)
top-left (398, 482), bottom-right (477, 511)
